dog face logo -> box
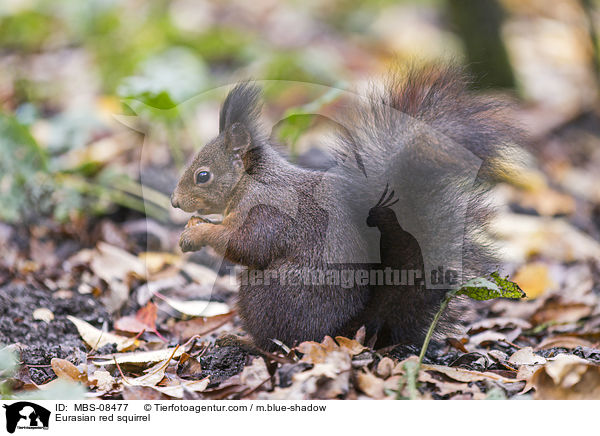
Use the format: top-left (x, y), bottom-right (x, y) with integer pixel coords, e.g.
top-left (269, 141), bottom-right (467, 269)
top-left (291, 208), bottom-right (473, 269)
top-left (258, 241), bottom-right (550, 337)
top-left (3, 402), bottom-right (50, 433)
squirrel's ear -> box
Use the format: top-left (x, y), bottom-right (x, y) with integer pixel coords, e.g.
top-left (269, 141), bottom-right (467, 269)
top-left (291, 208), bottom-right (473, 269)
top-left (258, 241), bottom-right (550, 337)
top-left (226, 122), bottom-right (251, 165)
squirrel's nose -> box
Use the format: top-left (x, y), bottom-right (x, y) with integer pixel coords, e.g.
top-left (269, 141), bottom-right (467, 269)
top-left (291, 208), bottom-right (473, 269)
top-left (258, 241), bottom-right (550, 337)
top-left (170, 194), bottom-right (179, 209)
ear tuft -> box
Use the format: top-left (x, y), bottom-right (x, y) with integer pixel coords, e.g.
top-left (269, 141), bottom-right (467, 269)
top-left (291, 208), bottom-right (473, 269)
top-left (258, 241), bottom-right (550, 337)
top-left (219, 82), bottom-right (262, 134)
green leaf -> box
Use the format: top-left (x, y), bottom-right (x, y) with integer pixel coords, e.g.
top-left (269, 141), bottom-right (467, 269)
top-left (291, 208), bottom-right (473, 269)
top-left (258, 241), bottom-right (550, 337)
top-left (456, 272), bottom-right (526, 301)
top-left (0, 112), bottom-right (51, 222)
top-left (117, 47), bottom-right (209, 114)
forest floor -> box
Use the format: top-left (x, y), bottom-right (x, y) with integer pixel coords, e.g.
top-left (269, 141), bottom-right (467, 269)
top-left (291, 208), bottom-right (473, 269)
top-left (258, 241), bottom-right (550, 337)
top-left (2, 106), bottom-right (600, 400)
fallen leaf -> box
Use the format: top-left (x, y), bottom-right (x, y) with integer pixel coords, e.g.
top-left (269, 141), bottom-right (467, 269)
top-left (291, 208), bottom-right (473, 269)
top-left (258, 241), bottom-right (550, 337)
top-left (88, 369), bottom-right (117, 393)
top-left (531, 300), bottom-right (593, 325)
top-left (239, 357), bottom-right (271, 393)
top-left (512, 262), bottom-right (555, 299)
top-left (180, 262), bottom-right (218, 285)
top-left (468, 317), bottom-right (532, 334)
top-left (90, 242), bottom-right (147, 312)
top-left (91, 242), bottom-right (146, 282)
top-left (531, 354), bottom-right (600, 399)
top-left (170, 312), bottom-right (235, 341)
top-left (420, 363), bottom-right (521, 384)
top-left (291, 351), bottom-right (352, 399)
top-left (51, 358), bottom-right (83, 382)
top-left (419, 370), bottom-right (485, 399)
top-left (150, 378), bottom-right (210, 398)
top-left (516, 187), bottom-right (576, 217)
top-left (114, 301), bottom-right (160, 336)
top-left (296, 336), bottom-right (339, 364)
top-left (126, 356), bottom-right (171, 387)
top-left (375, 357), bottom-right (396, 379)
top-left (160, 296), bottom-right (230, 317)
top-left (90, 346), bottom-right (186, 366)
top-left (356, 370), bottom-right (385, 399)
top-left (334, 336), bottom-right (367, 355)
top-left (468, 330), bottom-right (512, 347)
top-left (176, 353), bottom-right (203, 379)
top-left (508, 347), bottom-right (547, 366)
top-left (139, 252), bottom-right (181, 274)
top-left (493, 214), bottom-right (600, 263)
top-left (535, 336), bottom-right (595, 351)
top-left (122, 385), bottom-right (170, 400)
top-left (32, 308), bottom-right (54, 323)
top-left (67, 315), bottom-right (139, 351)
top-left (446, 337), bottom-right (469, 353)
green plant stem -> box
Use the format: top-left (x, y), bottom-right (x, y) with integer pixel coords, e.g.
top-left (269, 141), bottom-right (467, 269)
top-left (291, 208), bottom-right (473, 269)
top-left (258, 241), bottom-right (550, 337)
top-left (397, 289), bottom-right (457, 400)
top-left (417, 290), bottom-right (456, 365)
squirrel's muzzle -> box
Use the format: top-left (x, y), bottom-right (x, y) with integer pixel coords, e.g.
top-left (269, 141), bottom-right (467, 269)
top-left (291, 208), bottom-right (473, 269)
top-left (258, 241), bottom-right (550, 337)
top-left (170, 193), bottom-right (180, 209)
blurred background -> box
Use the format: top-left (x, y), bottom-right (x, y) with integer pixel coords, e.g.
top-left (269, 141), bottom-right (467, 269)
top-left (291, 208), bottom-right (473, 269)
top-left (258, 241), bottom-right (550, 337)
top-left (2, 0), bottom-right (600, 399)
top-left (1, 0), bottom-right (599, 228)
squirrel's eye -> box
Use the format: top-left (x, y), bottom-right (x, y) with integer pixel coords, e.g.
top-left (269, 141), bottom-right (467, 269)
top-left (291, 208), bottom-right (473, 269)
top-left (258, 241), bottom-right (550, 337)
top-left (195, 170), bottom-right (212, 184)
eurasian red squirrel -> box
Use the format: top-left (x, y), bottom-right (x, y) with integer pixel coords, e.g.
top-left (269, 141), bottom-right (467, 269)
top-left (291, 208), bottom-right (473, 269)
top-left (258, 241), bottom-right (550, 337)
top-left (170, 64), bottom-right (521, 351)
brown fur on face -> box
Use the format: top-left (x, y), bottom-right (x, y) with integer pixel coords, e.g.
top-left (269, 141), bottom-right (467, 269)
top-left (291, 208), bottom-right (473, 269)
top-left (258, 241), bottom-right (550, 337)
top-left (170, 123), bottom-right (252, 215)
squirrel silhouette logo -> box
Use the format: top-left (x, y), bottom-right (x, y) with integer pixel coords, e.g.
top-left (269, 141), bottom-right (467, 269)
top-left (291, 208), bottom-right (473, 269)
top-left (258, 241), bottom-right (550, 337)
top-left (3, 402), bottom-right (50, 433)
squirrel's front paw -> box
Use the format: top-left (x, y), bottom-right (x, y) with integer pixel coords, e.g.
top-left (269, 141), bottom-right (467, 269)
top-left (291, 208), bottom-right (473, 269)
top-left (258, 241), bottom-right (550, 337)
top-left (179, 225), bottom-right (207, 252)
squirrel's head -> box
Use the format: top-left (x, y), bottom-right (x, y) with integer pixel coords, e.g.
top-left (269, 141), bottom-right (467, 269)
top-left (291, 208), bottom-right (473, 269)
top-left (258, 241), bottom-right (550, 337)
top-left (171, 82), bottom-right (262, 215)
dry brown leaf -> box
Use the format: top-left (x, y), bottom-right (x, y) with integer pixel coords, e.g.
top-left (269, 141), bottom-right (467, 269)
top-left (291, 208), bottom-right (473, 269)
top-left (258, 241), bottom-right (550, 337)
top-left (468, 317), bottom-right (532, 334)
top-left (170, 312), bottom-right (235, 341)
top-left (535, 335), bottom-right (595, 350)
top-left (51, 358), bottom-right (83, 382)
top-left (516, 364), bottom-right (544, 385)
top-left (239, 357), bottom-right (271, 393)
top-left (516, 188), bottom-right (576, 217)
top-left (446, 337), bottom-right (469, 353)
top-left (296, 335), bottom-right (363, 365)
top-left (32, 308), bottom-right (54, 323)
top-left (67, 315), bottom-right (139, 351)
top-left (292, 351), bottom-right (351, 399)
top-left (90, 346), bottom-right (185, 366)
top-left (160, 297), bottom-right (230, 317)
top-left (493, 214), bottom-right (600, 263)
top-left (531, 300), bottom-right (593, 325)
top-left (89, 242), bottom-right (147, 312)
top-left (176, 353), bottom-right (203, 379)
top-left (92, 242), bottom-right (146, 281)
top-left (114, 301), bottom-right (159, 335)
top-left (512, 262), bottom-right (555, 299)
top-left (356, 370), bottom-right (386, 399)
top-left (122, 385), bottom-right (170, 400)
top-left (180, 262), bottom-right (219, 285)
top-left (508, 347), bottom-right (547, 366)
top-left (88, 369), bottom-right (117, 393)
top-left (531, 354), bottom-right (600, 399)
top-left (138, 252), bottom-right (181, 274)
top-left (296, 337), bottom-right (339, 364)
top-left (420, 363), bottom-right (521, 384)
top-left (334, 336), bottom-right (367, 355)
top-left (419, 370), bottom-right (485, 399)
top-left (126, 356), bottom-right (171, 387)
top-left (150, 378), bottom-right (210, 398)
top-left (375, 357), bottom-right (396, 379)
top-left (468, 330), bottom-right (510, 347)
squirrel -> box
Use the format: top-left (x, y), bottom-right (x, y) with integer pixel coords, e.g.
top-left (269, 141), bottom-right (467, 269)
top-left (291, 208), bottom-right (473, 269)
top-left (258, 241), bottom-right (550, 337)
top-left (170, 64), bottom-right (521, 351)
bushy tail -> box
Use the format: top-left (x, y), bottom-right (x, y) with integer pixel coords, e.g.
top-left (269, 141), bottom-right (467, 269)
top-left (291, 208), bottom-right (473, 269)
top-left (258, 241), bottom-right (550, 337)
top-left (334, 62), bottom-right (523, 279)
top-left (330, 63), bottom-right (523, 344)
